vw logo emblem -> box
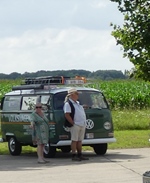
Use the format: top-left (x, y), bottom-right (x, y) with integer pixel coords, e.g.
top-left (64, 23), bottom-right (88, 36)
top-left (86, 119), bottom-right (94, 129)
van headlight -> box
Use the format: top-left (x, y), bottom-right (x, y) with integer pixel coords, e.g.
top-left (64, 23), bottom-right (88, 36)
top-left (104, 122), bottom-right (111, 130)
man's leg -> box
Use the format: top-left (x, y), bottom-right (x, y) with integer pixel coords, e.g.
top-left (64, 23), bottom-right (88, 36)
top-left (71, 141), bottom-right (81, 161)
top-left (70, 125), bottom-right (81, 161)
top-left (77, 126), bottom-right (84, 155)
top-left (71, 140), bottom-right (77, 154)
top-left (76, 141), bottom-right (82, 154)
top-left (70, 125), bottom-right (78, 155)
top-left (77, 126), bottom-right (89, 160)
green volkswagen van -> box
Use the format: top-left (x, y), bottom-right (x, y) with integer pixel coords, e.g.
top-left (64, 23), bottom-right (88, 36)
top-left (0, 76), bottom-right (116, 157)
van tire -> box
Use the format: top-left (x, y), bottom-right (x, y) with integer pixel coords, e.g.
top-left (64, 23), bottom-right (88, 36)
top-left (93, 143), bottom-right (107, 155)
top-left (8, 137), bottom-right (22, 156)
top-left (61, 146), bottom-right (71, 153)
top-left (43, 143), bottom-right (56, 158)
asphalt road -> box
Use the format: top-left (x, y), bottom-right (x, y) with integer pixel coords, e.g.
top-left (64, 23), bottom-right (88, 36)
top-left (0, 148), bottom-right (150, 183)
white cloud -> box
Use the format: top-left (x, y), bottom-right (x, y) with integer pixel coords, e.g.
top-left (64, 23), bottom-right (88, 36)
top-left (90, 0), bottom-right (110, 8)
top-left (0, 27), bottom-right (134, 74)
top-left (0, 0), bottom-right (133, 74)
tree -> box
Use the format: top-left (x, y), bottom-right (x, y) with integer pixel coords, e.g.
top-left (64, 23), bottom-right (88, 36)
top-left (110, 0), bottom-right (150, 81)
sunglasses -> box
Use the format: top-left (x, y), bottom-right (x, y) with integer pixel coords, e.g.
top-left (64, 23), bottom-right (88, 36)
top-left (36, 106), bottom-right (42, 109)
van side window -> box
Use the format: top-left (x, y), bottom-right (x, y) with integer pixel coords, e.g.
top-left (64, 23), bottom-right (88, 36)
top-left (3, 96), bottom-right (22, 111)
top-left (21, 96), bottom-right (37, 110)
top-left (21, 95), bottom-right (50, 110)
top-left (54, 93), bottom-right (66, 110)
top-left (40, 95), bottom-right (51, 110)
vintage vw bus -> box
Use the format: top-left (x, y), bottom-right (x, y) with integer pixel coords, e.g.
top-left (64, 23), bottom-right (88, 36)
top-left (0, 76), bottom-right (116, 157)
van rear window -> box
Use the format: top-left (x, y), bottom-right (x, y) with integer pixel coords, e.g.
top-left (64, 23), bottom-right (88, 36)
top-left (3, 96), bottom-right (21, 111)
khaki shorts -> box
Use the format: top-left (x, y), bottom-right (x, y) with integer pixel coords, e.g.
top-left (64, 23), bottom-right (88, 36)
top-left (70, 124), bottom-right (86, 141)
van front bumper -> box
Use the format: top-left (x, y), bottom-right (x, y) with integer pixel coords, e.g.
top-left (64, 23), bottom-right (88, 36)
top-left (51, 137), bottom-right (116, 146)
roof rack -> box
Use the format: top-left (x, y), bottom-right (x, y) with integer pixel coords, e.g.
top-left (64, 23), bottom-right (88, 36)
top-left (24, 76), bottom-right (70, 85)
top-left (24, 76), bottom-right (86, 85)
top-left (12, 76), bottom-right (87, 91)
top-left (12, 84), bottom-right (44, 91)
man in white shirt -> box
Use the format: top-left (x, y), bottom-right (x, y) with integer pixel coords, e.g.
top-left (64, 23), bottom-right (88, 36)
top-left (63, 88), bottom-right (89, 161)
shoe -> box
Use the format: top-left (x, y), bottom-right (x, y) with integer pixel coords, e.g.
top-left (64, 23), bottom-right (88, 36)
top-left (79, 156), bottom-right (89, 160)
top-left (38, 158), bottom-right (47, 164)
top-left (38, 160), bottom-right (46, 164)
top-left (72, 156), bottom-right (81, 161)
top-left (43, 159), bottom-right (50, 163)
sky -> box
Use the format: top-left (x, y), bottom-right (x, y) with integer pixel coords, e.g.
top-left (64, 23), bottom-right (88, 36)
top-left (0, 0), bottom-right (134, 74)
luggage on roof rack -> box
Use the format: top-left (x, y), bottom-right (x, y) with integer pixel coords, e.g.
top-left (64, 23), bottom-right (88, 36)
top-left (11, 75), bottom-right (87, 91)
top-left (24, 76), bottom-right (70, 85)
top-left (24, 76), bottom-right (86, 85)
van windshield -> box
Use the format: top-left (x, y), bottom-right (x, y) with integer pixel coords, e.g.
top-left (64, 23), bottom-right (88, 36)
top-left (78, 91), bottom-right (108, 109)
top-left (53, 91), bottom-right (108, 110)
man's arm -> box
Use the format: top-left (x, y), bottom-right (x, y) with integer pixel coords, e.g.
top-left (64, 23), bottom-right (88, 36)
top-left (65, 113), bottom-right (74, 126)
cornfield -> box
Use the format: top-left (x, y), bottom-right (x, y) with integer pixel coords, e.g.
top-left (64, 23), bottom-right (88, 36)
top-left (0, 79), bottom-right (150, 110)
top-left (0, 79), bottom-right (21, 101)
top-left (88, 79), bottom-right (150, 110)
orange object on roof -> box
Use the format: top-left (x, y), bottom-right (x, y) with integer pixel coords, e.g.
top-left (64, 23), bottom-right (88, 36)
top-left (75, 76), bottom-right (86, 83)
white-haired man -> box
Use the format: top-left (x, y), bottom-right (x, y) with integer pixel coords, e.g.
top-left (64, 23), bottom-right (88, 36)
top-left (63, 88), bottom-right (89, 161)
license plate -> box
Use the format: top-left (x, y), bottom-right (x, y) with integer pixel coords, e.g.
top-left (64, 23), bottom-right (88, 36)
top-left (86, 133), bottom-right (94, 139)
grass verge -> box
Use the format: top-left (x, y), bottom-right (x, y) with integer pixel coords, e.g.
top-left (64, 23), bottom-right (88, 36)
top-left (0, 130), bottom-right (150, 155)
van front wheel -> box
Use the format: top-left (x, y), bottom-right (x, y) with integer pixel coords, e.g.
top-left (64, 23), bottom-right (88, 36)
top-left (43, 143), bottom-right (56, 158)
top-left (8, 137), bottom-right (22, 156)
top-left (93, 143), bottom-right (107, 155)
